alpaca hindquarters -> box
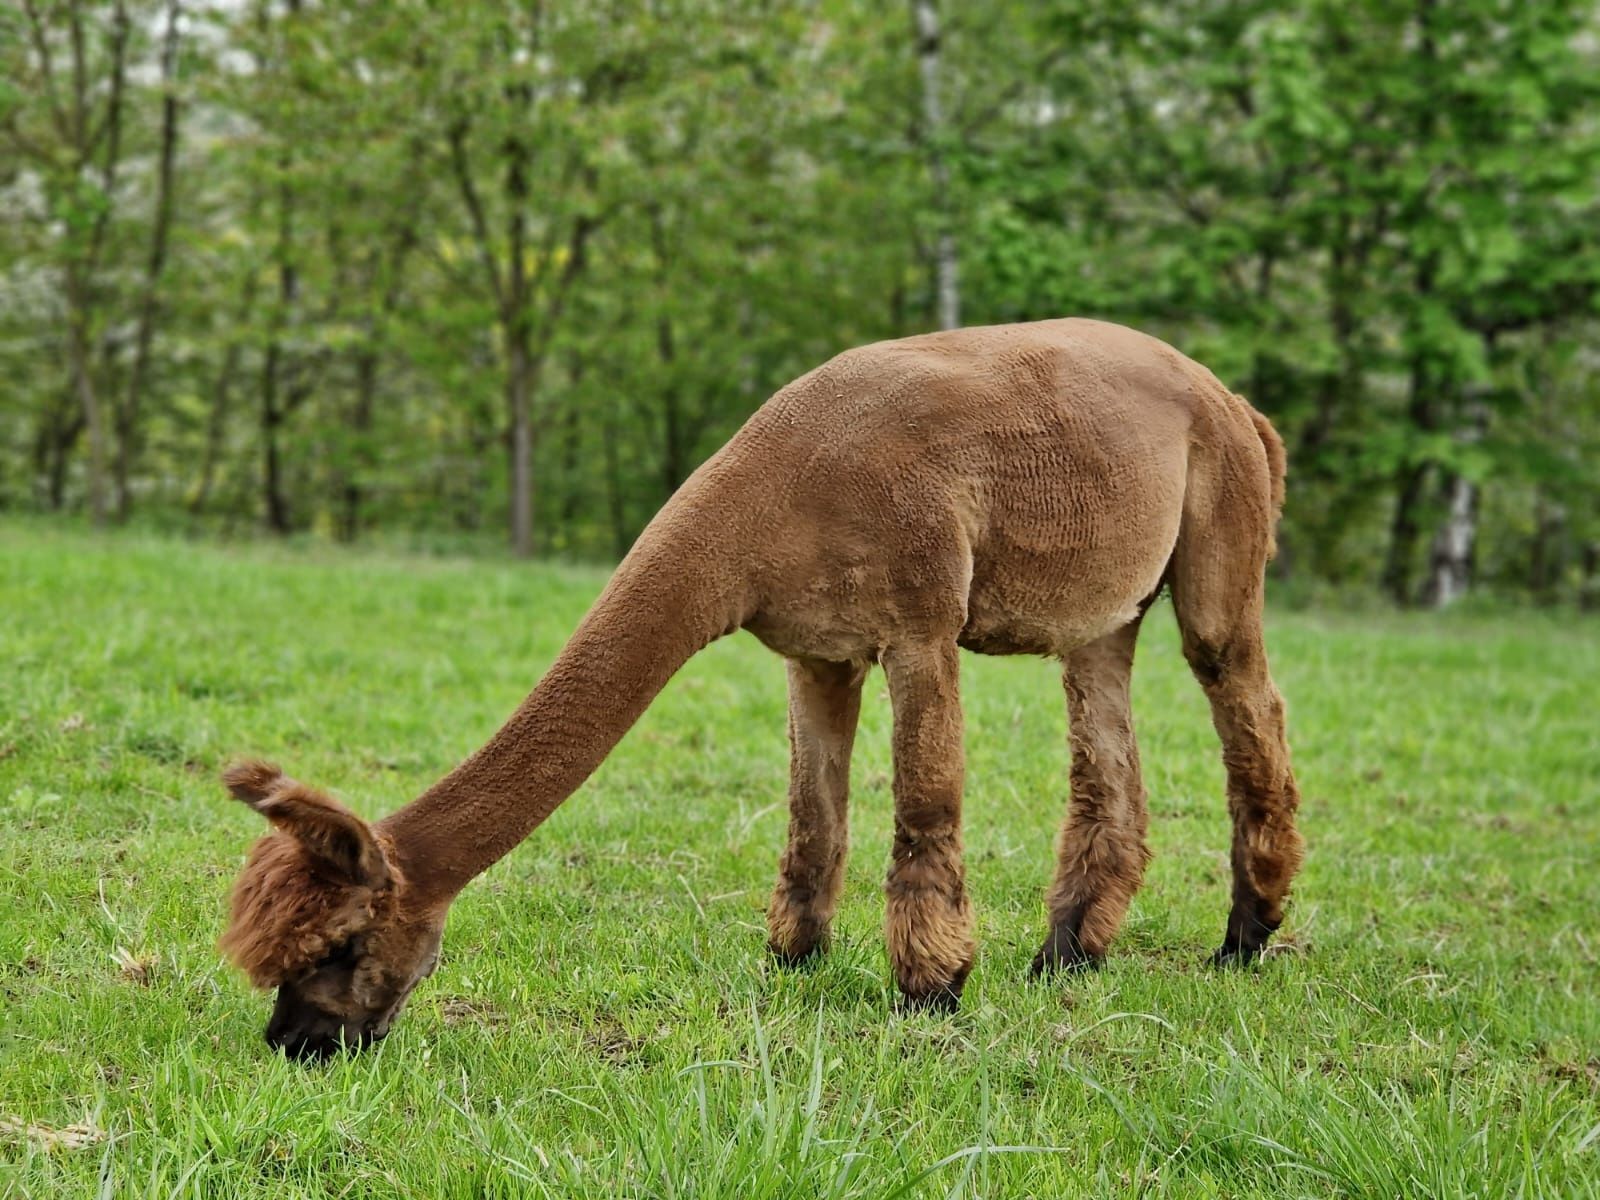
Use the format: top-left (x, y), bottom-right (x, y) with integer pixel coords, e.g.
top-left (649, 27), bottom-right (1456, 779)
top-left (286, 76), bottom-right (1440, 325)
top-left (1169, 419), bottom-right (1305, 963)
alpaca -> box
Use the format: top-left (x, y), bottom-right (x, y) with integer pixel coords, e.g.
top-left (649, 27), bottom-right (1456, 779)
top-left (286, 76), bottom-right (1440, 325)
top-left (220, 318), bottom-right (1304, 1059)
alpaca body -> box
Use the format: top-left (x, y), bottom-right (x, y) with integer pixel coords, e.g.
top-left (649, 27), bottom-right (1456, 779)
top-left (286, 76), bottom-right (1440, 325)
top-left (221, 318), bottom-right (1304, 1054)
top-left (736, 320), bottom-right (1194, 663)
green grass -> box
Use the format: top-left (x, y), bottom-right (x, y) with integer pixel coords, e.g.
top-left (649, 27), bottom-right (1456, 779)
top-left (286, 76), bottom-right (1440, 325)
top-left (1, 520), bottom-right (1597, 1199)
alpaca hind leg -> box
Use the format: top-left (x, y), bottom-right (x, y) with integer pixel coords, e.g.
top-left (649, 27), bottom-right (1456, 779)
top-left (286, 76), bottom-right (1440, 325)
top-left (882, 640), bottom-right (973, 1011)
top-left (1171, 527), bottom-right (1304, 964)
top-left (768, 657), bottom-right (866, 964)
top-left (1031, 617), bottom-right (1150, 974)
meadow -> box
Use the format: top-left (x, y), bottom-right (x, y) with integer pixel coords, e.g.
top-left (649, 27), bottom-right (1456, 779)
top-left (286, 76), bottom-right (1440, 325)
top-left (1, 520), bottom-right (1596, 1198)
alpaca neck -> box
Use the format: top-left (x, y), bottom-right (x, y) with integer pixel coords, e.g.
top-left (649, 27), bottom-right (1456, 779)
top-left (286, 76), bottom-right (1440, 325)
top-left (378, 521), bottom-right (749, 904)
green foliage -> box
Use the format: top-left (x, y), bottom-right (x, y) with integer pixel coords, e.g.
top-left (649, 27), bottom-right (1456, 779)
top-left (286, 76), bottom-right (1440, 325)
top-left (2, 524), bottom-right (1598, 1195)
top-left (1, 1), bottom-right (1598, 600)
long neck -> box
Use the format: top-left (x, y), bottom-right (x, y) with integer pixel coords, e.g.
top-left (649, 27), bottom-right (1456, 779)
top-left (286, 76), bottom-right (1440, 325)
top-left (379, 520), bottom-right (750, 903)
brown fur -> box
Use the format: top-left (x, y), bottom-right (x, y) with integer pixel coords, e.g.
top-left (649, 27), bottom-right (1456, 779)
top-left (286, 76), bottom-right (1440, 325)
top-left (218, 760), bottom-right (403, 988)
top-left (220, 319), bottom-right (1304, 1050)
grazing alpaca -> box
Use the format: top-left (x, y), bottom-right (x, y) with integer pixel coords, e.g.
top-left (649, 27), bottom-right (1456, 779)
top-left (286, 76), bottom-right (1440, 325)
top-left (221, 318), bottom-right (1304, 1058)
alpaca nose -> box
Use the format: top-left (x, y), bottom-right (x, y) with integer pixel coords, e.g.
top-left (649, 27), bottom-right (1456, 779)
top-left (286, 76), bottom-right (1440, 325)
top-left (266, 1025), bottom-right (339, 1061)
top-left (265, 989), bottom-right (350, 1061)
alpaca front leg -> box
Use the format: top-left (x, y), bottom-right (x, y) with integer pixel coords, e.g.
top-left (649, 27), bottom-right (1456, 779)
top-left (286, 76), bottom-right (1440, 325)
top-left (768, 657), bottom-right (865, 964)
top-left (882, 641), bottom-right (973, 1011)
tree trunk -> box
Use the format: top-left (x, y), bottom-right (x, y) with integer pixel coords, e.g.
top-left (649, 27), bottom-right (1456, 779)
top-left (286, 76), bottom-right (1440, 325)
top-left (36, 398), bottom-right (85, 511)
top-left (260, 342), bottom-right (291, 534)
top-left (15, 0), bottom-right (127, 522)
top-left (191, 274), bottom-right (258, 516)
top-left (1419, 471), bottom-right (1478, 608)
top-left (559, 351), bottom-right (585, 530)
top-left (258, 0), bottom-right (303, 536)
top-left (1382, 459), bottom-right (1431, 606)
top-left (338, 349), bottom-right (378, 542)
top-left (501, 80), bottom-right (536, 558)
top-left (191, 340), bottom-right (243, 516)
top-left (114, 0), bottom-right (182, 521)
top-left (1419, 399), bottom-right (1489, 609)
top-left (506, 323), bottom-right (535, 557)
top-left (602, 405), bottom-right (628, 559)
top-left (912, 0), bottom-right (959, 331)
top-left (658, 312), bottom-right (684, 497)
top-left (66, 270), bottom-right (109, 526)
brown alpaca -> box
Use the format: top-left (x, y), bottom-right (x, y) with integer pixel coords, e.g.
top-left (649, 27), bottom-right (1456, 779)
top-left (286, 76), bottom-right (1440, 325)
top-left (220, 318), bottom-right (1304, 1058)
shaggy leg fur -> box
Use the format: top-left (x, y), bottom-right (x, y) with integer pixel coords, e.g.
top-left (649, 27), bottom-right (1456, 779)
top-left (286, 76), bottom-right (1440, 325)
top-left (1186, 625), bottom-right (1304, 963)
top-left (1169, 447), bottom-right (1304, 965)
top-left (1032, 618), bottom-right (1150, 975)
top-left (768, 657), bottom-right (866, 964)
top-left (882, 641), bottom-right (974, 1011)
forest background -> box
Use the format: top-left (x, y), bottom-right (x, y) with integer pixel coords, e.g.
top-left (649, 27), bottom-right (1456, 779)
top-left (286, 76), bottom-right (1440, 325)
top-left (4, 0), bottom-right (1599, 607)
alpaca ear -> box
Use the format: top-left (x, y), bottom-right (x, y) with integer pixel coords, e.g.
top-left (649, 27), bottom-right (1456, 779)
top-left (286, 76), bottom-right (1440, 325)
top-left (223, 761), bottom-right (389, 888)
top-left (222, 759), bottom-right (285, 805)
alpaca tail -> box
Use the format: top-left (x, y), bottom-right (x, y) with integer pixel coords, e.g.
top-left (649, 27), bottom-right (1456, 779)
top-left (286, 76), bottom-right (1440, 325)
top-left (1247, 405), bottom-right (1287, 558)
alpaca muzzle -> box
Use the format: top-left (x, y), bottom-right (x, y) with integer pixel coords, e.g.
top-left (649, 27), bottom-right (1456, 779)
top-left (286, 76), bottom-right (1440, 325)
top-left (265, 988), bottom-right (384, 1061)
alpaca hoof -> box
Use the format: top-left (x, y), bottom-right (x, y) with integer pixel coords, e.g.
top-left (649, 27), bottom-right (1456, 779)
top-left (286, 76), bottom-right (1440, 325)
top-left (766, 914), bottom-right (830, 967)
top-left (1029, 929), bottom-right (1103, 978)
top-left (896, 985), bottom-right (962, 1015)
top-left (1029, 946), bottom-right (1103, 977)
top-left (767, 936), bottom-right (826, 968)
top-left (1211, 904), bottom-right (1281, 967)
top-left (894, 957), bottom-right (970, 1014)
top-left (1209, 944), bottom-right (1260, 968)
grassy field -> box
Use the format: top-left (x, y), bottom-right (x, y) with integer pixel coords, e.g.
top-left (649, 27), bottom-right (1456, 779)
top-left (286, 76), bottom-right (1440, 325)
top-left (1, 520), bottom-right (1597, 1198)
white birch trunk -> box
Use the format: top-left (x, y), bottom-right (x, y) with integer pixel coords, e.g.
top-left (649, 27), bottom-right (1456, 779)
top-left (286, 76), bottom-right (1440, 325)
top-left (1421, 402), bottom-right (1488, 609)
top-left (1421, 472), bottom-right (1478, 608)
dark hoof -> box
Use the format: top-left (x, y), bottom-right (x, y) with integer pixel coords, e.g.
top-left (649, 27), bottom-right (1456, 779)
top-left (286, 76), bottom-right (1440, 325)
top-left (767, 936), bottom-right (827, 968)
top-left (1208, 944), bottom-right (1261, 968)
top-left (1210, 904), bottom-right (1282, 966)
top-left (896, 986), bottom-right (962, 1015)
top-left (1029, 927), bottom-right (1103, 977)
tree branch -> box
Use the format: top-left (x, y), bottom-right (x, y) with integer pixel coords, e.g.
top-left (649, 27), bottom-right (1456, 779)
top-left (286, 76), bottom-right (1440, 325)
top-left (448, 115), bottom-right (506, 309)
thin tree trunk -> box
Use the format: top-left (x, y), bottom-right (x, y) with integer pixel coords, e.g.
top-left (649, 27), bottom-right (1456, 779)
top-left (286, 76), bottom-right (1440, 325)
top-left (1419, 471), bottom-right (1478, 608)
top-left (66, 268), bottom-right (109, 525)
top-left (912, 0), bottom-right (958, 331)
top-left (500, 80), bottom-right (535, 558)
top-left (506, 324), bottom-right (534, 557)
top-left (646, 206), bottom-right (686, 497)
top-left (42, 399), bottom-right (86, 511)
top-left (260, 344), bottom-right (290, 533)
top-left (191, 273), bottom-right (258, 516)
top-left (1384, 0), bottom-right (1445, 606)
top-left (559, 350), bottom-right (585, 530)
top-left (114, 0), bottom-right (182, 521)
top-left (1419, 398), bottom-right (1488, 609)
top-left (257, 0), bottom-right (304, 535)
top-left (335, 136), bottom-right (422, 543)
top-left (65, 0), bottom-right (129, 525)
top-left (1383, 462), bottom-right (1432, 606)
top-left (338, 350), bottom-right (378, 542)
top-left (447, 76), bottom-right (602, 555)
top-left (602, 405), bottom-right (628, 559)
top-left (191, 340), bottom-right (243, 516)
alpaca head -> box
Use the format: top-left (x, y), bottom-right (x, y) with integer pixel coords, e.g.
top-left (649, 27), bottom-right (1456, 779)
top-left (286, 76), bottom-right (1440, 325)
top-left (218, 761), bottom-right (443, 1060)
